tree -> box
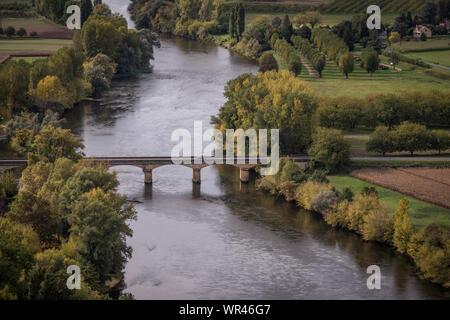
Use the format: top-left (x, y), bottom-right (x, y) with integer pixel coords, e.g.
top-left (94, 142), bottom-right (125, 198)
top-left (280, 159), bottom-right (306, 183)
top-left (431, 130), bottom-right (450, 154)
top-left (35, 76), bottom-right (70, 107)
top-left (280, 15), bottom-right (293, 40)
top-left (80, 0), bottom-right (94, 25)
top-left (199, 0), bottom-right (214, 22)
top-left (366, 126), bottom-right (395, 156)
top-left (298, 25), bottom-right (311, 40)
top-left (393, 199), bottom-right (415, 253)
top-left (5, 26), bottom-right (15, 37)
top-left (68, 188), bottom-right (136, 281)
top-left (258, 52), bottom-right (278, 73)
top-left (389, 31), bottom-right (401, 44)
top-left (419, 1), bottom-right (439, 25)
top-left (17, 27), bottom-right (27, 37)
top-left (8, 191), bottom-right (59, 247)
top-left (84, 54), bottom-right (116, 95)
top-left (237, 2), bottom-right (245, 40)
top-left (305, 11), bottom-right (321, 28)
top-left (393, 122), bottom-right (431, 156)
top-left (362, 48), bottom-right (379, 76)
top-left (338, 53), bottom-right (354, 79)
top-left (390, 50), bottom-right (400, 70)
top-left (0, 218), bottom-right (40, 299)
top-left (29, 125), bottom-right (85, 164)
top-left (308, 128), bottom-right (350, 173)
top-left (439, 0), bottom-right (450, 22)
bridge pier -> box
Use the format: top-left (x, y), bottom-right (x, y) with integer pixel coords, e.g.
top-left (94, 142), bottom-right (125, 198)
top-left (143, 168), bottom-right (153, 184)
top-left (192, 168), bottom-right (201, 184)
top-left (239, 168), bottom-right (250, 183)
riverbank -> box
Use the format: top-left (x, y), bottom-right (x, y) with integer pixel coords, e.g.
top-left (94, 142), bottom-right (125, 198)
top-left (256, 158), bottom-right (450, 288)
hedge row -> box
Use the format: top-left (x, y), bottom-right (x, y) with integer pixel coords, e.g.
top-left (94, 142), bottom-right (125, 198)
top-left (291, 35), bottom-right (326, 77)
top-left (311, 28), bottom-right (349, 63)
top-left (273, 38), bottom-right (303, 75)
top-left (382, 51), bottom-right (431, 68)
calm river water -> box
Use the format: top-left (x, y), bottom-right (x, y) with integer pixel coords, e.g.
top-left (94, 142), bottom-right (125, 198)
top-left (64, 0), bottom-right (449, 299)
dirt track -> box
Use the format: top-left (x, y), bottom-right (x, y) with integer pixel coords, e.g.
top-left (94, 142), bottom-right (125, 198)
top-left (350, 168), bottom-right (450, 209)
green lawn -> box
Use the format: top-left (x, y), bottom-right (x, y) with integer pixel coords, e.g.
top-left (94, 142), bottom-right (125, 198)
top-left (392, 37), bottom-right (450, 51)
top-left (0, 39), bottom-right (72, 51)
top-left (0, 17), bottom-right (47, 27)
top-left (9, 56), bottom-right (48, 63)
top-left (405, 50), bottom-right (450, 67)
top-left (304, 59), bottom-right (450, 98)
top-left (328, 174), bottom-right (450, 230)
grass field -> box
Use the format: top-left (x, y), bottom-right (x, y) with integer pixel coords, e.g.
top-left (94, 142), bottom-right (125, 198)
top-left (405, 50), bottom-right (450, 67)
top-left (9, 56), bottom-right (48, 63)
top-left (328, 174), bottom-right (450, 230)
top-left (303, 59), bottom-right (450, 97)
top-left (392, 37), bottom-right (450, 51)
top-left (246, 13), bottom-right (396, 27)
top-left (0, 39), bottom-right (72, 51)
top-left (0, 17), bottom-right (47, 27)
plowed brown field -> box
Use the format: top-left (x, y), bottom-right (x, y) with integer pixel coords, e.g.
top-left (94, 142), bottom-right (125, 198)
top-left (350, 168), bottom-right (450, 209)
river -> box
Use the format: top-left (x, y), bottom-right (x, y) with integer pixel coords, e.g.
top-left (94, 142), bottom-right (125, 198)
top-left (64, 0), bottom-right (449, 299)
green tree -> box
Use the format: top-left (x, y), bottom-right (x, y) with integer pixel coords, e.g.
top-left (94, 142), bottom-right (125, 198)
top-left (68, 188), bottom-right (136, 281)
top-left (84, 54), bottom-right (117, 95)
top-left (362, 48), bottom-right (379, 76)
top-left (280, 159), bottom-right (306, 183)
top-left (308, 128), bottom-right (350, 173)
top-left (0, 218), bottom-right (40, 299)
top-left (338, 53), bottom-right (354, 79)
top-left (7, 191), bottom-right (60, 247)
top-left (258, 52), bottom-right (278, 73)
top-left (393, 122), bottom-right (431, 156)
top-left (390, 50), bottom-right (400, 70)
top-left (305, 10), bottom-right (321, 28)
top-left (431, 130), bottom-right (450, 154)
top-left (29, 125), bottom-right (85, 164)
top-left (17, 27), bottom-right (27, 37)
top-left (5, 26), bottom-right (15, 37)
top-left (393, 199), bottom-right (415, 254)
top-left (366, 126), bottom-right (395, 156)
top-left (81, 0), bottom-right (94, 25)
top-left (280, 15), bottom-right (293, 40)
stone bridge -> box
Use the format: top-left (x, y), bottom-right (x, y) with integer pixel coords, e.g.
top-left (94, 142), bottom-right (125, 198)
top-left (0, 156), bottom-right (310, 184)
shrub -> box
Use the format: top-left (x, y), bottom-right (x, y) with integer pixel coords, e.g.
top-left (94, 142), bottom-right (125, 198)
top-left (278, 181), bottom-right (299, 202)
top-left (362, 209), bottom-right (394, 243)
top-left (30, 31), bottom-right (38, 37)
top-left (393, 199), bottom-right (415, 254)
top-left (295, 180), bottom-right (331, 210)
top-left (17, 27), bottom-right (27, 37)
top-left (258, 52), bottom-right (278, 73)
top-left (5, 26), bottom-right (15, 37)
top-left (310, 190), bottom-right (339, 213)
top-left (308, 128), bottom-right (350, 173)
top-left (255, 177), bottom-right (277, 195)
top-left (360, 186), bottom-right (378, 198)
top-left (280, 159), bottom-right (306, 183)
top-left (324, 200), bottom-right (350, 228)
top-left (347, 194), bottom-right (382, 233)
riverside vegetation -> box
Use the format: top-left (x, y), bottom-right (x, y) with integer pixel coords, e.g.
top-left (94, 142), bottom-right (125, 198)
top-left (0, 2), bottom-right (159, 300)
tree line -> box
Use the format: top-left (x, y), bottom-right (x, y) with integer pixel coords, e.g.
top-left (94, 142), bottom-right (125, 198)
top-left (316, 90), bottom-right (450, 131)
top-left (272, 38), bottom-right (302, 76)
top-left (367, 122), bottom-right (450, 156)
top-left (291, 35), bottom-right (326, 77)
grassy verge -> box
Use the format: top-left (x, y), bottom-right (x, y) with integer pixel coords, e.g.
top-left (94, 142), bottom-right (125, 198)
top-left (0, 39), bottom-right (72, 51)
top-left (328, 174), bottom-right (450, 229)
